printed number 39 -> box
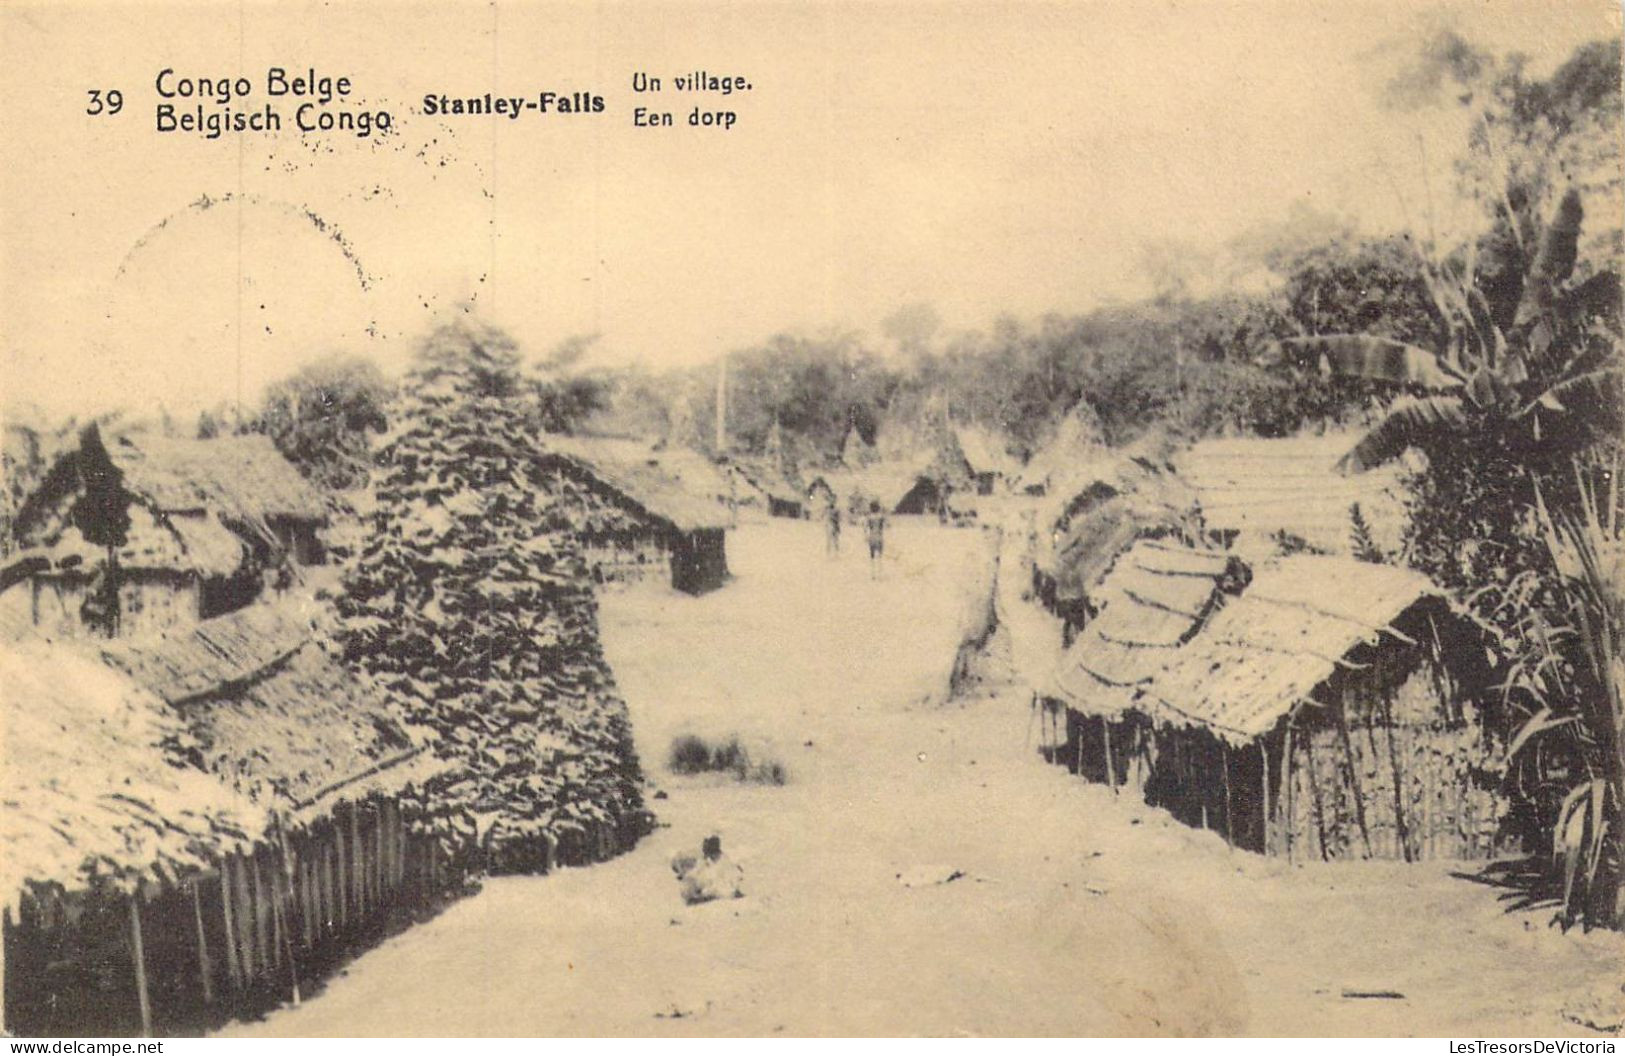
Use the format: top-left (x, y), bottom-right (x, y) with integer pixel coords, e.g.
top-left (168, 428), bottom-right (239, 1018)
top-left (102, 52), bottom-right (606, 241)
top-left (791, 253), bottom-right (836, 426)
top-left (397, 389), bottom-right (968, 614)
top-left (86, 89), bottom-right (123, 115)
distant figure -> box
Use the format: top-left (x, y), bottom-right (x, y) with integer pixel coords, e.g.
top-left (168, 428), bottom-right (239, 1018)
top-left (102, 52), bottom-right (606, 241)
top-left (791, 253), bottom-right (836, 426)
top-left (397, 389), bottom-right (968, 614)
top-left (671, 834), bottom-right (744, 905)
top-left (864, 502), bottom-right (887, 578)
top-left (825, 502), bottom-right (842, 555)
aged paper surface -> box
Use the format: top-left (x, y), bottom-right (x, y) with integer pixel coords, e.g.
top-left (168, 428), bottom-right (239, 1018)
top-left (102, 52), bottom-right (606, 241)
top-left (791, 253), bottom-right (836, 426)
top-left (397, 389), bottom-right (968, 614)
top-left (2, 0), bottom-right (1623, 1039)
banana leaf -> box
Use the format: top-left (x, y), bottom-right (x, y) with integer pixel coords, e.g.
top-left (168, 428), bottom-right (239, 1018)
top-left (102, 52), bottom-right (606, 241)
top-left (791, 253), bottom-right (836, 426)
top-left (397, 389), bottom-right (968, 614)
top-left (1272, 335), bottom-right (1462, 389)
top-left (1334, 396), bottom-right (1467, 474)
top-left (1513, 188), bottom-right (1584, 330)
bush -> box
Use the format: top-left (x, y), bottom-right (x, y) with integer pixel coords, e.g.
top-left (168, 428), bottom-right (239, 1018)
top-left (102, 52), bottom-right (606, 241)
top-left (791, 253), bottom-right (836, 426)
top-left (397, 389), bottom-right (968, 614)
top-left (667, 734), bottom-right (787, 785)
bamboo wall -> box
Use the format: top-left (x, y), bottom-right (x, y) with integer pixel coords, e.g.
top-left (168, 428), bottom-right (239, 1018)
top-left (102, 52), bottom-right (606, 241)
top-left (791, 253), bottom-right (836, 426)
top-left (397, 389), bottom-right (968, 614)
top-left (3, 796), bottom-right (456, 1038)
top-left (1054, 662), bottom-right (1505, 862)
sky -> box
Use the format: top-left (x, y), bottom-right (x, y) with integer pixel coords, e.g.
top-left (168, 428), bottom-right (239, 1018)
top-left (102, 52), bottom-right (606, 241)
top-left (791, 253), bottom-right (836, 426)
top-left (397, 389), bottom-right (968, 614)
top-left (1, 0), bottom-right (1618, 420)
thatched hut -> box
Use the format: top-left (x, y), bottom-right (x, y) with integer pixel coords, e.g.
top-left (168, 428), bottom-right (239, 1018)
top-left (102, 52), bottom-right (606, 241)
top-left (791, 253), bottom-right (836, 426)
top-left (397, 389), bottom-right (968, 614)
top-left (539, 437), bottom-right (731, 595)
top-left (1143, 556), bottom-right (1502, 861)
top-left (1, 643), bottom-right (265, 1036)
top-left (724, 457), bottom-right (805, 519)
top-left (954, 426), bottom-right (1018, 496)
top-left (4, 430), bottom-right (327, 639)
top-left (1047, 542), bottom-right (1248, 788)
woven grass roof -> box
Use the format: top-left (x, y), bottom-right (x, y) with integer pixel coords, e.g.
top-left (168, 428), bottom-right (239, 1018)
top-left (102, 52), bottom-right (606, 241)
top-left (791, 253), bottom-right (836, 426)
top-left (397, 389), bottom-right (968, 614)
top-left (109, 432), bottom-right (327, 523)
top-left (0, 643), bottom-right (264, 907)
top-left (954, 426), bottom-right (1019, 477)
top-left (1050, 542), bottom-right (1246, 716)
top-left (1147, 555), bottom-right (1446, 744)
top-left (101, 602), bottom-right (441, 812)
top-left (541, 436), bottom-right (731, 532)
top-left (1176, 432), bottom-right (1412, 558)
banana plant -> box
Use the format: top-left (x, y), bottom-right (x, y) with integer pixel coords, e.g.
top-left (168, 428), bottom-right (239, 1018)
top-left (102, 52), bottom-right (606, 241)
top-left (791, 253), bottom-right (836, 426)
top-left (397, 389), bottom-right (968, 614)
top-left (1263, 187), bottom-right (1622, 474)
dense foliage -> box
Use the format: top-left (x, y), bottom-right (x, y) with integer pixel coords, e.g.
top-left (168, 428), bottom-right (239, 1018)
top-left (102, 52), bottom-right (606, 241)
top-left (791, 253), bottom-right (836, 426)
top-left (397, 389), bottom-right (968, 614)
top-left (335, 320), bottom-right (646, 872)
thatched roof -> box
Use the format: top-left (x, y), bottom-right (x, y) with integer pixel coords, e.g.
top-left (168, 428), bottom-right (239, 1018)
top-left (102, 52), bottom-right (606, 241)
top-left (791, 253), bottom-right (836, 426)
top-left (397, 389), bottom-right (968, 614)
top-left (955, 426), bottom-right (1019, 478)
top-left (9, 430), bottom-right (324, 581)
top-left (724, 457), bottom-right (802, 505)
top-left (1147, 555), bottom-right (1446, 744)
top-left (541, 436), bottom-right (731, 533)
top-left (109, 432), bottom-right (327, 523)
top-left (1175, 433), bottom-right (1412, 558)
top-left (23, 504), bottom-right (247, 579)
top-left (1050, 542), bottom-right (1247, 716)
top-left (1016, 402), bottom-right (1107, 492)
top-left (1040, 459), bottom-right (1197, 603)
top-left (101, 601), bottom-right (441, 816)
top-left (0, 642), bottom-right (264, 906)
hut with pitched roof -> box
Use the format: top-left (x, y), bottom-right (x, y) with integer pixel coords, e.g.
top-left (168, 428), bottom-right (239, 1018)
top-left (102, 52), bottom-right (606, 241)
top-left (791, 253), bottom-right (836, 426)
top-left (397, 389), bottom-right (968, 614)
top-left (1143, 556), bottom-right (1502, 860)
top-left (94, 602), bottom-right (447, 1028)
top-left (1045, 542), bottom-right (1248, 790)
top-left (3, 429), bottom-right (327, 639)
top-left (537, 437), bottom-right (731, 594)
top-left (1, 643), bottom-right (265, 1036)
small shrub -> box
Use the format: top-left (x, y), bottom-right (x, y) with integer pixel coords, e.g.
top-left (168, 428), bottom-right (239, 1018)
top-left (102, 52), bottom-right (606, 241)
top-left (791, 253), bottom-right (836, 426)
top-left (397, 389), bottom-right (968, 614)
top-left (669, 734), bottom-right (715, 774)
top-left (667, 733), bottom-right (787, 785)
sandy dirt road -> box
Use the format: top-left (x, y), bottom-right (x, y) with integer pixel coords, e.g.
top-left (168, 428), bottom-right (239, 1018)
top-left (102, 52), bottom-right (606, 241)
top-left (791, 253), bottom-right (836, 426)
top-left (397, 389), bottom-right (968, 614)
top-left (228, 520), bottom-right (1622, 1037)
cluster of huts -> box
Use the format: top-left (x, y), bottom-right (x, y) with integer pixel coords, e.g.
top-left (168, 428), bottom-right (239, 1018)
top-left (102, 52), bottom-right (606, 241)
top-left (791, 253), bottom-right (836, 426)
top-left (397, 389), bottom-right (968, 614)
top-left (1031, 429), bottom-right (1507, 863)
top-left (0, 423), bottom-right (750, 1036)
top-left (800, 422), bottom-right (1022, 523)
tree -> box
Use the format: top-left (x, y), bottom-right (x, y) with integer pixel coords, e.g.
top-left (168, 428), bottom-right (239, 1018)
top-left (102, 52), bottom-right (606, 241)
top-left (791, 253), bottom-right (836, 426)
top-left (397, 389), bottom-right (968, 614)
top-left (528, 333), bottom-right (612, 435)
top-left (252, 355), bottom-right (392, 491)
top-left (336, 318), bottom-right (645, 870)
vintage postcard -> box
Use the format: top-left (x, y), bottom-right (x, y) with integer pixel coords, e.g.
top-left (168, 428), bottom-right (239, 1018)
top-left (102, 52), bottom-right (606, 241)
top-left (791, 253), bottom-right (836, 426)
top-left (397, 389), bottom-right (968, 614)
top-left (1, 0), bottom-right (1622, 1040)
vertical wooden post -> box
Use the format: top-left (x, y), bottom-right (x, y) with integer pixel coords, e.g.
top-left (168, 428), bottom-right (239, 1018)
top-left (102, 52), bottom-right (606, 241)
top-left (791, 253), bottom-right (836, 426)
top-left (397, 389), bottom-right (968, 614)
top-left (191, 880), bottom-right (214, 1006)
top-left (1334, 701), bottom-right (1374, 859)
top-left (251, 853), bottom-right (271, 976)
top-left (1281, 722), bottom-right (1296, 864)
top-left (1259, 739), bottom-right (1272, 857)
top-left (128, 893), bottom-right (153, 1038)
top-left (373, 804), bottom-right (384, 905)
top-left (336, 808), bottom-right (350, 929)
top-left (350, 805), bottom-right (363, 916)
top-left (219, 859), bottom-right (243, 989)
top-left (1305, 735), bottom-right (1332, 861)
top-left (1101, 717), bottom-right (1117, 794)
top-left (1220, 743), bottom-right (1234, 850)
top-left (270, 866), bottom-right (300, 1006)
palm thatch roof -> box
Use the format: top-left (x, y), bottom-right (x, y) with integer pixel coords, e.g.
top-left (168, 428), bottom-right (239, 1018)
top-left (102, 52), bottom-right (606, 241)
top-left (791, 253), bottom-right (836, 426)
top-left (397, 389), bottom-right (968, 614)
top-left (1146, 555), bottom-right (1447, 744)
top-left (100, 601), bottom-right (442, 817)
top-left (9, 430), bottom-right (324, 581)
top-left (1175, 432), bottom-right (1413, 558)
top-left (954, 426), bottom-right (1019, 478)
top-left (107, 433), bottom-right (327, 524)
top-left (540, 436), bottom-right (731, 533)
top-left (1039, 456), bottom-right (1197, 604)
top-left (1016, 402), bottom-right (1107, 493)
top-left (725, 457), bottom-right (803, 505)
top-left (0, 642), bottom-right (265, 908)
top-left (1049, 542), bottom-right (1248, 716)
top-left (23, 504), bottom-right (247, 579)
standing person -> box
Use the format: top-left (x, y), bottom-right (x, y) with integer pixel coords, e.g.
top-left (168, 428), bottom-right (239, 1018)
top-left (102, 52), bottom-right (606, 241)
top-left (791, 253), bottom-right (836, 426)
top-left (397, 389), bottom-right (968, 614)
top-left (825, 501), bottom-right (842, 555)
top-left (864, 502), bottom-right (887, 578)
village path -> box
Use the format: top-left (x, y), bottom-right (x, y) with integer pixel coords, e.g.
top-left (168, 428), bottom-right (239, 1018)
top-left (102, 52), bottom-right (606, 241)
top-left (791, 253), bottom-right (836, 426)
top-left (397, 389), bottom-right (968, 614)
top-left (227, 521), bottom-right (1623, 1037)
